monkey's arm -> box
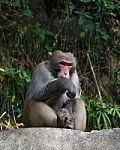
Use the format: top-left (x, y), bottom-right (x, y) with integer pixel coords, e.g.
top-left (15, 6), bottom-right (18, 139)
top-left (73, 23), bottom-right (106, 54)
top-left (26, 63), bottom-right (76, 101)
top-left (71, 70), bottom-right (81, 98)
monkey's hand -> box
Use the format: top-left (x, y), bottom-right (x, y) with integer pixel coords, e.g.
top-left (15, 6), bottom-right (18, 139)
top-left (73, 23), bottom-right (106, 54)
top-left (57, 108), bottom-right (74, 129)
top-left (60, 79), bottom-right (77, 99)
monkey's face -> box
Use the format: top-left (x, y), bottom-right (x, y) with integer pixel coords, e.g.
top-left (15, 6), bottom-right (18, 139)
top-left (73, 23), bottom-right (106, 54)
top-left (49, 51), bottom-right (76, 79)
top-left (58, 60), bottom-right (73, 79)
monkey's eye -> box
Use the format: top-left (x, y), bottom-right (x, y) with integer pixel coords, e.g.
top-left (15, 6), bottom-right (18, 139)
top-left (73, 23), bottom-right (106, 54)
top-left (52, 68), bottom-right (60, 78)
top-left (54, 69), bottom-right (60, 73)
top-left (53, 68), bottom-right (61, 75)
top-left (70, 67), bottom-right (75, 74)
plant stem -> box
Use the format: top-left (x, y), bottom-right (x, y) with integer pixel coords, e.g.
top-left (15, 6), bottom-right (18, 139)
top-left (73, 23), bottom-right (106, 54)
top-left (87, 53), bottom-right (103, 103)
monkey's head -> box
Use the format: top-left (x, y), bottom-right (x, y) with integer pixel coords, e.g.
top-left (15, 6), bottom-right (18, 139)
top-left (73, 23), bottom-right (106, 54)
top-left (48, 50), bottom-right (76, 79)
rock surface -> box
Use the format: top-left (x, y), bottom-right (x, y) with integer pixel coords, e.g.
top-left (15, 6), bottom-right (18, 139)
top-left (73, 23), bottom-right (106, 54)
top-left (0, 128), bottom-right (120, 150)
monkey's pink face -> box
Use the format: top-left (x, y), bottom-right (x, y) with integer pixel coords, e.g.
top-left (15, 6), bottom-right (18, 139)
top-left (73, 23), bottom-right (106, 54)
top-left (58, 60), bottom-right (73, 79)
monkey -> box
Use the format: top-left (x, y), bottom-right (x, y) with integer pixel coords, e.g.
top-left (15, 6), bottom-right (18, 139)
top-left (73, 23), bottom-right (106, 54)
top-left (23, 50), bottom-right (86, 131)
top-left (57, 98), bottom-right (86, 130)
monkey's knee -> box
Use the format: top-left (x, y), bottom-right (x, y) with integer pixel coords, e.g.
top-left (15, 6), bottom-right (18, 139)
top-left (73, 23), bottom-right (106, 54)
top-left (23, 100), bottom-right (57, 127)
top-left (73, 98), bottom-right (86, 131)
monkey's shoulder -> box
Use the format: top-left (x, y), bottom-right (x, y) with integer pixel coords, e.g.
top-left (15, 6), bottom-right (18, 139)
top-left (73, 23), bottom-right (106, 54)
top-left (32, 61), bottom-right (54, 81)
top-left (34, 61), bottom-right (49, 72)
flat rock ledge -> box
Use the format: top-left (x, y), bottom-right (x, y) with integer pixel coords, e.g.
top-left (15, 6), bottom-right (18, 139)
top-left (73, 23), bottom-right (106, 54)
top-left (0, 128), bottom-right (120, 150)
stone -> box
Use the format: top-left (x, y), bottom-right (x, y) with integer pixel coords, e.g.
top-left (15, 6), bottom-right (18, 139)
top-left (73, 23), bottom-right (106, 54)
top-left (0, 128), bottom-right (120, 150)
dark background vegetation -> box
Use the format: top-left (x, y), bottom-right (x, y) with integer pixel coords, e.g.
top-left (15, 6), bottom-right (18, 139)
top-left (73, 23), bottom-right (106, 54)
top-left (0, 0), bottom-right (120, 131)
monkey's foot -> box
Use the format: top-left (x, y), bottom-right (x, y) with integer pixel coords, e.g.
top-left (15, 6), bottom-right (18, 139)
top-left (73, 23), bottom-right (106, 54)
top-left (57, 108), bottom-right (74, 129)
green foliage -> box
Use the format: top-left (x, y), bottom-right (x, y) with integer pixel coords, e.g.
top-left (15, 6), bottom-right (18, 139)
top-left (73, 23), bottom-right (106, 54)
top-left (0, 0), bottom-right (120, 130)
top-left (20, 0), bottom-right (33, 18)
top-left (0, 22), bottom-right (53, 65)
top-left (0, 67), bottom-right (31, 129)
top-left (0, 0), bottom-right (53, 65)
top-left (82, 95), bottom-right (120, 131)
top-left (1, 0), bottom-right (32, 17)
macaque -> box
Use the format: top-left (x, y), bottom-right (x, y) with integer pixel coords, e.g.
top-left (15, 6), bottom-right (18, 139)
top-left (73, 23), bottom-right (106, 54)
top-left (23, 50), bottom-right (86, 131)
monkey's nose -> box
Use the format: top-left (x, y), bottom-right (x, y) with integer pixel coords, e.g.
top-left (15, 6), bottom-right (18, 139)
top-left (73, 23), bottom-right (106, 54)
top-left (63, 71), bottom-right (70, 79)
top-left (64, 72), bottom-right (69, 78)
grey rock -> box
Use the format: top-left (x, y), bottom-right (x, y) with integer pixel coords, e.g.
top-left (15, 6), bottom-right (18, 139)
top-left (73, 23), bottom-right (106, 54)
top-left (0, 128), bottom-right (120, 150)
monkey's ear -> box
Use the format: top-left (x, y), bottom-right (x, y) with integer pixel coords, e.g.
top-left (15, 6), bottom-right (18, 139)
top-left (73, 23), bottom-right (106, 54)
top-left (48, 52), bottom-right (52, 59)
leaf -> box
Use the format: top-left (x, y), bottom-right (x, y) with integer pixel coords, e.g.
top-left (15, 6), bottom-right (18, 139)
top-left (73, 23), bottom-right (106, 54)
top-left (84, 24), bottom-right (93, 31)
top-left (116, 110), bottom-right (120, 118)
top-left (108, 79), bottom-right (117, 86)
top-left (12, 95), bottom-right (16, 102)
top-left (25, 77), bottom-right (31, 83)
top-left (102, 112), bottom-right (109, 129)
top-left (104, 112), bottom-right (111, 126)
top-left (85, 14), bottom-right (93, 19)
top-left (0, 75), bottom-right (4, 81)
top-left (78, 16), bottom-right (85, 25)
top-left (74, 11), bottom-right (81, 15)
top-left (0, 68), bottom-right (5, 72)
top-left (97, 112), bottom-right (102, 129)
top-left (80, 32), bottom-right (85, 38)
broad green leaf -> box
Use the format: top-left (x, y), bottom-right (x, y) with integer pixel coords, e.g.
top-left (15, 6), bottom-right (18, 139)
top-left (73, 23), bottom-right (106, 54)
top-left (78, 16), bottom-right (85, 25)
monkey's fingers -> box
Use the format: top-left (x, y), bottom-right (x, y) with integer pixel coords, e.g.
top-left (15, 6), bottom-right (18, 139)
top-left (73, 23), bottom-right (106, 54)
top-left (57, 108), bottom-right (69, 128)
top-left (64, 118), bottom-right (74, 129)
top-left (57, 108), bottom-right (74, 129)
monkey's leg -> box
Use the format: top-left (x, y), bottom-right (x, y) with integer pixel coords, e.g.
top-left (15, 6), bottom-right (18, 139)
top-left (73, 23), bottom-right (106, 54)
top-left (23, 100), bottom-right (57, 127)
top-left (57, 98), bottom-right (86, 131)
top-left (73, 98), bottom-right (86, 131)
